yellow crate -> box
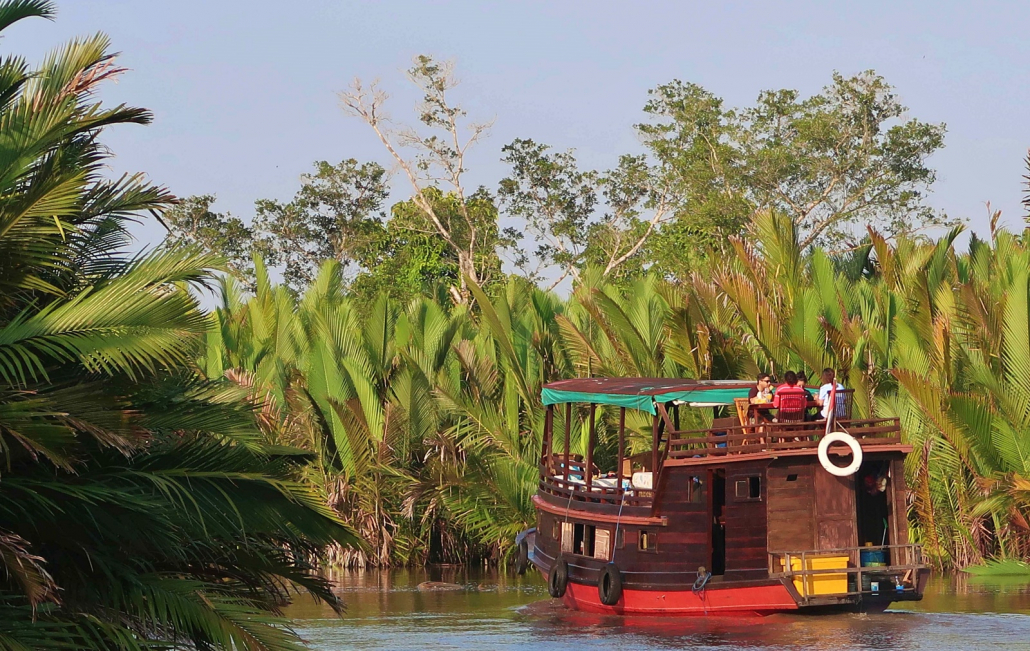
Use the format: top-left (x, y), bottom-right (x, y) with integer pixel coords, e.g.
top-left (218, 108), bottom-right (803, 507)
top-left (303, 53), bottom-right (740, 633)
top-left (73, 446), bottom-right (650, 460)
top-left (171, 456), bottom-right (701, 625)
top-left (780, 555), bottom-right (849, 596)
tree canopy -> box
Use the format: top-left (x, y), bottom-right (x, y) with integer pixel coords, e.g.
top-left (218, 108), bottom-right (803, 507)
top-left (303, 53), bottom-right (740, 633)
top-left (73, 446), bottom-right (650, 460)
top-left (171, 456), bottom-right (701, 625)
top-left (167, 62), bottom-right (953, 299)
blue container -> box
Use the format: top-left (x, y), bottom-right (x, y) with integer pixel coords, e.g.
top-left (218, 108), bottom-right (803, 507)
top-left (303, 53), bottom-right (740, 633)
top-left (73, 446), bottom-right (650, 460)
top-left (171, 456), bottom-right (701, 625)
top-left (860, 548), bottom-right (887, 566)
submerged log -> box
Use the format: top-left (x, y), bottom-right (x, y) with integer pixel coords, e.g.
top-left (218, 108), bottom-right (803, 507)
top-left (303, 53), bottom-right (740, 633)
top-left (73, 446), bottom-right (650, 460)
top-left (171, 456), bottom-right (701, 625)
top-left (416, 581), bottom-right (465, 591)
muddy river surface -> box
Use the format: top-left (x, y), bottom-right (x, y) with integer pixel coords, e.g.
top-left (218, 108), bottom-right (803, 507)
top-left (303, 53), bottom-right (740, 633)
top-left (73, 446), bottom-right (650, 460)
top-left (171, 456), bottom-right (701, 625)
top-left (284, 569), bottom-right (1030, 650)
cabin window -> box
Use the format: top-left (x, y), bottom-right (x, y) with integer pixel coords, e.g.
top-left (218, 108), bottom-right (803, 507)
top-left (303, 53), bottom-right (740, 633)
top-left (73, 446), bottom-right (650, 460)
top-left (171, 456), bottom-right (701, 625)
top-left (638, 530), bottom-right (658, 552)
top-left (552, 519), bottom-right (560, 540)
top-left (787, 474), bottom-right (798, 482)
top-left (688, 475), bottom-right (705, 503)
top-left (735, 475), bottom-right (762, 501)
top-left (573, 523), bottom-right (595, 557)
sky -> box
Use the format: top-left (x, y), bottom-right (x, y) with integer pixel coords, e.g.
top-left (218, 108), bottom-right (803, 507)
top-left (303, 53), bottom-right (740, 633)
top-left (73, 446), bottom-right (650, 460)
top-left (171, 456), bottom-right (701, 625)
top-left (5, 0), bottom-right (1029, 251)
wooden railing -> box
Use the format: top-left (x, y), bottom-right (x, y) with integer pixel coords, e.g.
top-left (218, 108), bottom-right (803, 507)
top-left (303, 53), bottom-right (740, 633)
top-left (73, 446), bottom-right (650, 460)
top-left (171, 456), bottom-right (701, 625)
top-left (537, 418), bottom-right (902, 508)
top-left (769, 543), bottom-right (925, 603)
top-left (666, 418), bottom-right (902, 461)
top-left (538, 454), bottom-right (654, 510)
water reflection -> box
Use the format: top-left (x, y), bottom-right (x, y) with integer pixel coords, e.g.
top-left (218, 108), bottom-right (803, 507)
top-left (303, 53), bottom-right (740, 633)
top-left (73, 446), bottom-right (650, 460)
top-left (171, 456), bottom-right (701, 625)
top-left (286, 570), bottom-right (1030, 650)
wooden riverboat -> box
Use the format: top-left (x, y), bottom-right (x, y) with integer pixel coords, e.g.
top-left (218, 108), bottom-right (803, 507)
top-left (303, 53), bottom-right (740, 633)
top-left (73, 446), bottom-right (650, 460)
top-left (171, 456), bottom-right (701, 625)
top-left (514, 378), bottom-right (929, 616)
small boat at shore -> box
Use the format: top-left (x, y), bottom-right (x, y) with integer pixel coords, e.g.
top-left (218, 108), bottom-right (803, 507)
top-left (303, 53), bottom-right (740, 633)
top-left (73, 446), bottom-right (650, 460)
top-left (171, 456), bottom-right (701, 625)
top-left (515, 377), bottom-right (929, 616)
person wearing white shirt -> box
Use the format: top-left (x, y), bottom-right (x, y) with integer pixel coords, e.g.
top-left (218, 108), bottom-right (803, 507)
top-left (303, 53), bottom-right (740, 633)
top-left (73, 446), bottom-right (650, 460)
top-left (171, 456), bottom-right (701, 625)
top-left (816, 368), bottom-right (845, 419)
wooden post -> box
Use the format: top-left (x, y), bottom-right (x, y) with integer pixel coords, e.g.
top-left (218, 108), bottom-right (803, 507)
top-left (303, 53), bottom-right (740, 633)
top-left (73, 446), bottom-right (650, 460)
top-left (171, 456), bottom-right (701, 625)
top-left (585, 403), bottom-right (596, 493)
top-left (563, 403), bottom-right (571, 484)
top-left (651, 413), bottom-right (660, 477)
top-left (617, 407), bottom-right (626, 492)
top-left (543, 405), bottom-right (553, 469)
top-left (707, 468), bottom-right (715, 572)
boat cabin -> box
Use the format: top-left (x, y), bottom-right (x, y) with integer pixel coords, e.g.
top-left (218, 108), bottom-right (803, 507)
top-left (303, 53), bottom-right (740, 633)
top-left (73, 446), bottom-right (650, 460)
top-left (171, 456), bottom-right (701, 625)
top-left (519, 377), bottom-right (929, 616)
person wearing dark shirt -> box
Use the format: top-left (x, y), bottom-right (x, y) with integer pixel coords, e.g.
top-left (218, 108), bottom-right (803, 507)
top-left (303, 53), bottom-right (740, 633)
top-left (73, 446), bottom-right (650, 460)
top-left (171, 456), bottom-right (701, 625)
top-left (748, 372), bottom-right (772, 404)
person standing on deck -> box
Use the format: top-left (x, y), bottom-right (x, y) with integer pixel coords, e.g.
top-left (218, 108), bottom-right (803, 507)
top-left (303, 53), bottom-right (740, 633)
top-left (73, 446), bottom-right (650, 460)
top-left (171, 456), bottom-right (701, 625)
top-left (817, 368), bottom-right (846, 419)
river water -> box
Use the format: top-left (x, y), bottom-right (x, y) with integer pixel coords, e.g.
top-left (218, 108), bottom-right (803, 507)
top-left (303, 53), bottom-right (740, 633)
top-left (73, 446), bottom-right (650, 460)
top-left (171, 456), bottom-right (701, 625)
top-left (284, 569), bottom-right (1030, 650)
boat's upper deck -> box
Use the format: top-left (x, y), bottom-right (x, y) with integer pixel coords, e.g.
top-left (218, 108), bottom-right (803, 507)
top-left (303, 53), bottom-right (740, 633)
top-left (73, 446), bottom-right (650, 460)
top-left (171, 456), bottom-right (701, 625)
top-left (537, 377), bottom-right (908, 517)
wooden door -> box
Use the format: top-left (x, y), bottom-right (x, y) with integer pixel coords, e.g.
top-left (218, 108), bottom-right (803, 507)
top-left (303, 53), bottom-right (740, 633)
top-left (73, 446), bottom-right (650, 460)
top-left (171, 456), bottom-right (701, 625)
top-left (814, 469), bottom-right (857, 551)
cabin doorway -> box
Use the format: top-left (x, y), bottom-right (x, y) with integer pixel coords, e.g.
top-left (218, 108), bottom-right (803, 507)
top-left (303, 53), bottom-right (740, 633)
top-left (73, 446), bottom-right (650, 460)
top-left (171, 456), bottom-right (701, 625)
top-left (855, 460), bottom-right (891, 554)
top-left (710, 470), bottom-right (726, 575)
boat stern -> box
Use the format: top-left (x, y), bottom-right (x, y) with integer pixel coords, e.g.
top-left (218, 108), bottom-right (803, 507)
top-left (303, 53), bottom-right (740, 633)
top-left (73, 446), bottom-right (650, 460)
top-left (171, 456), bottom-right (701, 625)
top-left (771, 544), bottom-right (930, 612)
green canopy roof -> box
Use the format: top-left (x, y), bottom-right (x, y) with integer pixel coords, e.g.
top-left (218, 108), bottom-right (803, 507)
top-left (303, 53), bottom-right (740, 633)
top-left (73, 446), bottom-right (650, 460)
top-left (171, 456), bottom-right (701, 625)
top-left (541, 378), bottom-right (755, 415)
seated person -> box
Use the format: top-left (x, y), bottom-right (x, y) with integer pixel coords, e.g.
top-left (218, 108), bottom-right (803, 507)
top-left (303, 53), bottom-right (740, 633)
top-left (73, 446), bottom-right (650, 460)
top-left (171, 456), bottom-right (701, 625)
top-left (817, 368), bottom-right (846, 419)
top-left (773, 370), bottom-right (809, 427)
top-left (748, 372), bottom-right (773, 404)
top-left (797, 372), bottom-right (819, 420)
top-left (773, 370), bottom-right (807, 407)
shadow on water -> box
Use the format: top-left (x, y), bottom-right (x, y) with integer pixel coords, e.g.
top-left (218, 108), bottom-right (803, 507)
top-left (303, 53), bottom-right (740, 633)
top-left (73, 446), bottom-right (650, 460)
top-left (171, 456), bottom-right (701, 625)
top-left (285, 568), bottom-right (1030, 650)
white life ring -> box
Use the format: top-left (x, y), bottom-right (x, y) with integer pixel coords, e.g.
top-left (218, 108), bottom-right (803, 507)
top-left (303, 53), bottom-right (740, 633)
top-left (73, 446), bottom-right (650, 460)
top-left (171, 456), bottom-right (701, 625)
top-left (818, 432), bottom-right (863, 476)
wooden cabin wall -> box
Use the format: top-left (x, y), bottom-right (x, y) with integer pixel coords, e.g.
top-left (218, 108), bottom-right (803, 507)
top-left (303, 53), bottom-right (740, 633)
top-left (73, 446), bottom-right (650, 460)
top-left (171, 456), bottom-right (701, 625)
top-left (651, 467), bottom-right (709, 573)
top-left (766, 461), bottom-right (816, 553)
top-left (723, 463), bottom-right (769, 579)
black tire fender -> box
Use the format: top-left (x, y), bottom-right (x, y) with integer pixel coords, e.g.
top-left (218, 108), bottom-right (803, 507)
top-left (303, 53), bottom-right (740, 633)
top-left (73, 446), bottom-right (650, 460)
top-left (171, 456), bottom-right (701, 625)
top-left (547, 556), bottom-right (569, 598)
top-left (598, 562), bottom-right (623, 606)
top-left (515, 538), bottom-right (529, 576)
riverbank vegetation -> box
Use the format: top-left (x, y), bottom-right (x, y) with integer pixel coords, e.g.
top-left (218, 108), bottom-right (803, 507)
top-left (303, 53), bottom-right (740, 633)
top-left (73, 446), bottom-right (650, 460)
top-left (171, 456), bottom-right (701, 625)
top-left (197, 209), bottom-right (1030, 572)
top-left (172, 51), bottom-right (1030, 572)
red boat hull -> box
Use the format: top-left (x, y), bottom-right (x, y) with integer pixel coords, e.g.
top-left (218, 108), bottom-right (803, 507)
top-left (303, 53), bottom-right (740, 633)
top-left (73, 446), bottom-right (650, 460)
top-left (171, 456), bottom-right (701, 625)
top-left (562, 579), bottom-right (800, 616)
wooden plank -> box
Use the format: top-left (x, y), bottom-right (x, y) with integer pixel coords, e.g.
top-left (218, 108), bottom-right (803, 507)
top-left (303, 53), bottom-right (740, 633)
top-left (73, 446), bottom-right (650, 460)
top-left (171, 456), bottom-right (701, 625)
top-left (664, 444), bottom-right (913, 467)
top-left (767, 486), bottom-right (814, 498)
top-left (652, 533), bottom-right (708, 545)
top-left (532, 495), bottom-right (667, 526)
top-left (891, 457), bottom-right (909, 546)
top-left (536, 491), bottom-right (653, 516)
top-left (767, 505), bottom-right (814, 517)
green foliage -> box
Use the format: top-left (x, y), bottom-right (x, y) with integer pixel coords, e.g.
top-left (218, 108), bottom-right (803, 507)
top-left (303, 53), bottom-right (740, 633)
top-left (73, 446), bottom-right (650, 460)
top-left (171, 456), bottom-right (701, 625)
top-left (639, 71), bottom-right (952, 254)
top-left (0, 4), bottom-right (359, 649)
top-left (161, 195), bottom-right (255, 284)
top-left (964, 558), bottom-right (1030, 576)
top-left (206, 197), bottom-right (1030, 572)
top-left (254, 159), bottom-right (389, 290)
top-left (350, 187), bottom-right (503, 301)
top-left (205, 254), bottom-right (739, 566)
top-left (498, 138), bottom-right (598, 283)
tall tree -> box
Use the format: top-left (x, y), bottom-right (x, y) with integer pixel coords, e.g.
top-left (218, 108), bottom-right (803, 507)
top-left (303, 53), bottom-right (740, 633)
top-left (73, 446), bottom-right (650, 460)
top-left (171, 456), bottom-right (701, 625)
top-left (498, 139), bottom-right (598, 287)
top-left (639, 71), bottom-right (951, 253)
top-left (160, 194), bottom-right (255, 282)
top-left (254, 159), bottom-right (389, 290)
top-left (498, 140), bottom-right (674, 286)
top-left (340, 55), bottom-right (509, 301)
top-left (349, 187), bottom-right (501, 302)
